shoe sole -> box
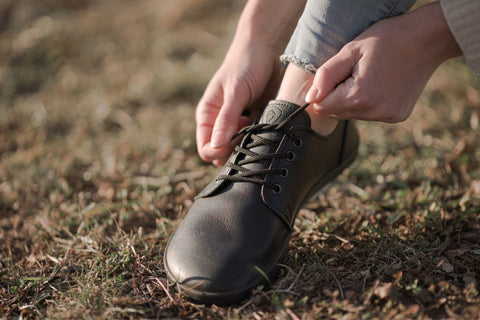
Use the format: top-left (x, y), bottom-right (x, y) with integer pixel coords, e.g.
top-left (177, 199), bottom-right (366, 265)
top-left (164, 139), bottom-right (359, 305)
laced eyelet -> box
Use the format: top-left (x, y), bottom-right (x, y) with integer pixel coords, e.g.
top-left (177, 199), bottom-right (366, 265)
top-left (294, 138), bottom-right (303, 148)
top-left (287, 151), bottom-right (296, 161)
top-left (280, 168), bottom-right (288, 178)
top-left (273, 184), bottom-right (282, 194)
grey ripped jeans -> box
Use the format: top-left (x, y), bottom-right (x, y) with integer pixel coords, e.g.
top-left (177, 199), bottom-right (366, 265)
top-left (280, 0), bottom-right (418, 73)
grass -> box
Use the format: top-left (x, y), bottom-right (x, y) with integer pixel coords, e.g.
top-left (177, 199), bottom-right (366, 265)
top-left (1, 0), bottom-right (479, 319)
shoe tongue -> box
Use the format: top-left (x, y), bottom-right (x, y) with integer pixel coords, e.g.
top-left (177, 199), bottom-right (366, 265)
top-left (235, 100), bottom-right (310, 174)
top-left (258, 100), bottom-right (311, 127)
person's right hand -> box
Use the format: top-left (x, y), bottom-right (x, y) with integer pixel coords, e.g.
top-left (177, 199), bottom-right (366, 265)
top-left (196, 41), bottom-right (281, 166)
top-left (305, 2), bottom-right (461, 124)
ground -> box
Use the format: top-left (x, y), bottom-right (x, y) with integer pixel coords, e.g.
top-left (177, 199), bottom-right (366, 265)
top-left (0, 0), bottom-right (479, 319)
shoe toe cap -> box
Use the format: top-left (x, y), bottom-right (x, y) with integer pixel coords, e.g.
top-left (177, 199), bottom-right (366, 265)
top-left (164, 215), bottom-right (265, 295)
top-left (164, 190), bottom-right (290, 303)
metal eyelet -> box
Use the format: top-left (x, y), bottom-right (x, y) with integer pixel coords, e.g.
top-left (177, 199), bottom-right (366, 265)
top-left (280, 168), bottom-right (288, 178)
top-left (273, 184), bottom-right (282, 194)
top-left (294, 138), bottom-right (303, 148)
top-left (287, 151), bottom-right (296, 161)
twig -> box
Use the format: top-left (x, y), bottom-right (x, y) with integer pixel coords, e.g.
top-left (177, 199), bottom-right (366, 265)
top-left (154, 277), bottom-right (174, 303)
top-left (327, 269), bottom-right (344, 300)
top-left (334, 235), bottom-right (349, 244)
top-left (178, 280), bottom-right (206, 296)
top-left (286, 308), bottom-right (301, 320)
top-left (132, 170), bottom-right (207, 187)
top-left (287, 264), bottom-right (304, 292)
top-left (169, 170), bottom-right (207, 183)
top-left (235, 299), bottom-right (254, 313)
top-left (347, 182), bottom-right (367, 197)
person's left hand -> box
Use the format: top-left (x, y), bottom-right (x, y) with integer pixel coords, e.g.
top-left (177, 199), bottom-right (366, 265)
top-left (305, 2), bottom-right (461, 123)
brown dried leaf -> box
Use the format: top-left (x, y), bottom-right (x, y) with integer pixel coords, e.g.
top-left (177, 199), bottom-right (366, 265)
top-left (373, 282), bottom-right (393, 300)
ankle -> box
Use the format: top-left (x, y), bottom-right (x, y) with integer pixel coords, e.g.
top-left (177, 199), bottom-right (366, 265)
top-left (276, 63), bottom-right (338, 136)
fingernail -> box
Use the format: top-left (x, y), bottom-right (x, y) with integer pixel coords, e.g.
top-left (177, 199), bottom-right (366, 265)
top-left (305, 88), bottom-right (318, 103)
top-left (210, 131), bottom-right (224, 148)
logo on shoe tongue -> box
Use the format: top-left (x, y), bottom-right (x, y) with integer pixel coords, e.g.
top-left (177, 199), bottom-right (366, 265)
top-left (263, 106), bottom-right (284, 124)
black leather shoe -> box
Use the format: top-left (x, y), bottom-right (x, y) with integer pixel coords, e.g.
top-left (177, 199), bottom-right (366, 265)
top-left (164, 100), bottom-right (359, 305)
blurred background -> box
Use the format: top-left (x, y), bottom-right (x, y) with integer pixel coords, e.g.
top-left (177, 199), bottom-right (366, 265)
top-left (0, 0), bottom-right (243, 217)
top-left (1, 0), bottom-right (479, 318)
top-left (2, 0), bottom-right (478, 229)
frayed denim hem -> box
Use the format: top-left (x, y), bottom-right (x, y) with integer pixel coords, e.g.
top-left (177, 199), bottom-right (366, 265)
top-left (279, 55), bottom-right (317, 75)
top-left (280, 0), bottom-right (417, 75)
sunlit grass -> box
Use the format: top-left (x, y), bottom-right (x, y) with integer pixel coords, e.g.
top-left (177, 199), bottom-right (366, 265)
top-left (1, 0), bottom-right (479, 319)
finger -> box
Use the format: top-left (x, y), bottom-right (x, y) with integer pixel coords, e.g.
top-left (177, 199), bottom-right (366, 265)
top-left (199, 142), bottom-right (232, 165)
top-left (305, 45), bottom-right (357, 105)
top-left (195, 98), bottom-right (222, 162)
top-left (196, 134), bottom-right (233, 165)
top-left (238, 115), bottom-right (253, 130)
top-left (312, 76), bottom-right (358, 119)
top-left (201, 117), bottom-right (247, 164)
top-left (210, 91), bottom-right (249, 149)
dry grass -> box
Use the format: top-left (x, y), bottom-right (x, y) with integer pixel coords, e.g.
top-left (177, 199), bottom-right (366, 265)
top-left (1, 0), bottom-right (479, 319)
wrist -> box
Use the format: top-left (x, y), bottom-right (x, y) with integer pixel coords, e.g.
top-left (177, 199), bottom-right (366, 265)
top-left (234, 0), bottom-right (305, 55)
top-left (226, 31), bottom-right (277, 66)
top-left (412, 2), bottom-right (462, 65)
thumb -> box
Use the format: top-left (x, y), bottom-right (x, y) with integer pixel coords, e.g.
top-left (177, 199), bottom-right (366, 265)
top-left (305, 47), bottom-right (356, 105)
top-left (210, 91), bottom-right (249, 148)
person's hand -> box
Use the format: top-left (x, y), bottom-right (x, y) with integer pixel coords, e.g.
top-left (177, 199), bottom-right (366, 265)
top-left (194, 0), bottom-right (306, 166)
top-left (196, 41), bottom-right (281, 166)
top-left (305, 2), bottom-right (462, 123)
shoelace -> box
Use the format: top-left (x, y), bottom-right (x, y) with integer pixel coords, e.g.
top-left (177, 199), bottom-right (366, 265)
top-left (216, 103), bottom-right (310, 193)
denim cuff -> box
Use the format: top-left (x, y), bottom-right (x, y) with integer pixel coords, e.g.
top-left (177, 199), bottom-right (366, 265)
top-left (281, 0), bottom-right (417, 72)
